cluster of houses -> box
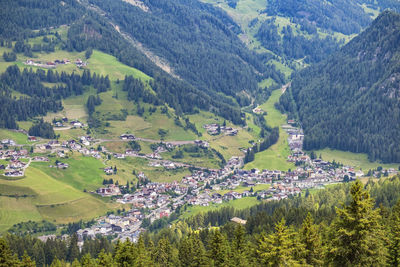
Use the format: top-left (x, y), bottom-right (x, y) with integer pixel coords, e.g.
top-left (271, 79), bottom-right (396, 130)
top-left (25, 59), bottom-right (71, 69)
top-left (252, 106), bottom-right (265, 114)
top-left (53, 117), bottom-right (69, 128)
top-left (49, 162), bottom-right (69, 169)
top-left (203, 124), bottom-right (238, 136)
top-left (116, 180), bottom-right (187, 210)
top-left (120, 134), bottom-right (135, 140)
top-left (96, 184), bottom-right (121, 196)
top-left (34, 136), bottom-right (101, 159)
top-left (148, 160), bottom-right (181, 170)
top-left (75, 211), bottom-right (145, 244)
top-left (0, 148), bottom-right (28, 160)
top-left (194, 140), bottom-right (209, 148)
top-left (25, 58), bottom-right (87, 69)
top-left (2, 159), bottom-right (27, 177)
top-left (1, 139), bottom-right (16, 146)
top-left (3, 119), bottom-right (399, 242)
top-left (52, 118), bottom-right (84, 128)
top-left (75, 59), bottom-right (87, 68)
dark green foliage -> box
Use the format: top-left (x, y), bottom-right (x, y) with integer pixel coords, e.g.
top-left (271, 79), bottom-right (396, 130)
top-left (208, 231), bottom-right (230, 267)
top-left (0, 0), bottom-right (84, 39)
top-left (2, 52), bottom-right (16, 62)
top-left (225, 0), bottom-right (239, 8)
top-left (28, 120), bottom-right (55, 139)
top-left (63, 3), bottom-right (276, 124)
top-left (328, 180), bottom-right (387, 265)
top-left (86, 95), bottom-right (102, 115)
top-left (89, 0), bottom-right (263, 98)
top-left (128, 141), bottom-right (141, 152)
top-left (389, 200), bottom-right (400, 266)
top-left (85, 48), bottom-right (93, 59)
top-left (255, 218), bottom-right (300, 265)
top-left (8, 220), bottom-right (56, 236)
top-left (256, 18), bottom-right (339, 63)
top-left (0, 66), bottom-right (110, 130)
top-left (123, 75), bottom-right (159, 105)
top-left (265, 0), bottom-right (372, 35)
top-left (285, 11), bottom-right (400, 163)
top-left (178, 234), bottom-right (208, 267)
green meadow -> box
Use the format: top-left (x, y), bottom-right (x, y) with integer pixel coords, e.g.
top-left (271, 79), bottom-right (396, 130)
top-left (0, 164), bottom-right (116, 232)
top-left (0, 129), bottom-right (29, 144)
top-left (245, 89), bottom-right (295, 171)
top-left (313, 149), bottom-right (400, 173)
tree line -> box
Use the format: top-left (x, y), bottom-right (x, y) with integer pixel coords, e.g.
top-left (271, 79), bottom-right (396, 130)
top-left (0, 66), bottom-right (110, 129)
top-left (3, 177), bottom-right (400, 266)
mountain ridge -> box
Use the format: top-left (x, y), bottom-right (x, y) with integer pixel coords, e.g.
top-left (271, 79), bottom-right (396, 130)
top-left (280, 11), bottom-right (400, 163)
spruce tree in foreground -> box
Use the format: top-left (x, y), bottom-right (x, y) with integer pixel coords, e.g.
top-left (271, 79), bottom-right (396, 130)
top-left (329, 179), bottom-right (387, 266)
top-left (299, 212), bottom-right (323, 266)
top-left (0, 238), bottom-right (19, 267)
top-left (256, 218), bottom-right (300, 266)
top-left (389, 200), bottom-right (400, 266)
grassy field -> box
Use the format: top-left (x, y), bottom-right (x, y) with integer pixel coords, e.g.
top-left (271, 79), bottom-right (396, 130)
top-left (313, 149), bottom-right (400, 172)
top-left (0, 184), bottom-right (37, 197)
top-left (0, 164), bottom-right (115, 231)
top-left (88, 50), bottom-right (151, 81)
top-left (180, 197), bottom-right (261, 219)
top-left (101, 140), bottom-right (153, 154)
top-left (32, 154), bottom-right (107, 191)
top-left (0, 129), bottom-right (29, 144)
top-left (106, 156), bottom-right (192, 183)
top-left (245, 89), bottom-right (295, 171)
top-left (188, 111), bottom-right (257, 159)
top-left (0, 197), bottom-right (43, 232)
top-left (162, 145), bottom-right (222, 169)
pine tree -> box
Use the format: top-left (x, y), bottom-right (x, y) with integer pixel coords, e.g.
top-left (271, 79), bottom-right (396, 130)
top-left (389, 200), bottom-right (400, 266)
top-left (97, 250), bottom-right (115, 266)
top-left (20, 251), bottom-right (35, 267)
top-left (328, 180), bottom-right (387, 266)
top-left (208, 231), bottom-right (230, 267)
top-left (232, 225), bottom-right (250, 266)
top-left (155, 238), bottom-right (176, 267)
top-left (0, 238), bottom-right (20, 267)
top-left (179, 234), bottom-right (208, 267)
top-left (80, 253), bottom-right (96, 267)
top-left (114, 240), bottom-right (135, 266)
top-left (71, 259), bottom-right (81, 267)
top-left (50, 257), bottom-right (67, 267)
top-left (134, 236), bottom-right (153, 266)
top-left (67, 234), bottom-right (80, 262)
top-left (255, 218), bottom-right (299, 266)
top-left (299, 213), bottom-right (323, 266)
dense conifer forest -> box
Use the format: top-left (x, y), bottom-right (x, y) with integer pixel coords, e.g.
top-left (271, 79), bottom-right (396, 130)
top-left (280, 11), bottom-right (400, 163)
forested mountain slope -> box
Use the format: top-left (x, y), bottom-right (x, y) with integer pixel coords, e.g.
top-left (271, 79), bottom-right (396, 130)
top-left (204, 0), bottom-right (400, 69)
top-left (280, 11), bottom-right (400, 163)
top-left (0, 0), bottom-right (284, 126)
top-left (87, 0), bottom-right (283, 98)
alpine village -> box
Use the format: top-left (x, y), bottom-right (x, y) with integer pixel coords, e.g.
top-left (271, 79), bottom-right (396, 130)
top-left (1, 0), bottom-right (400, 266)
